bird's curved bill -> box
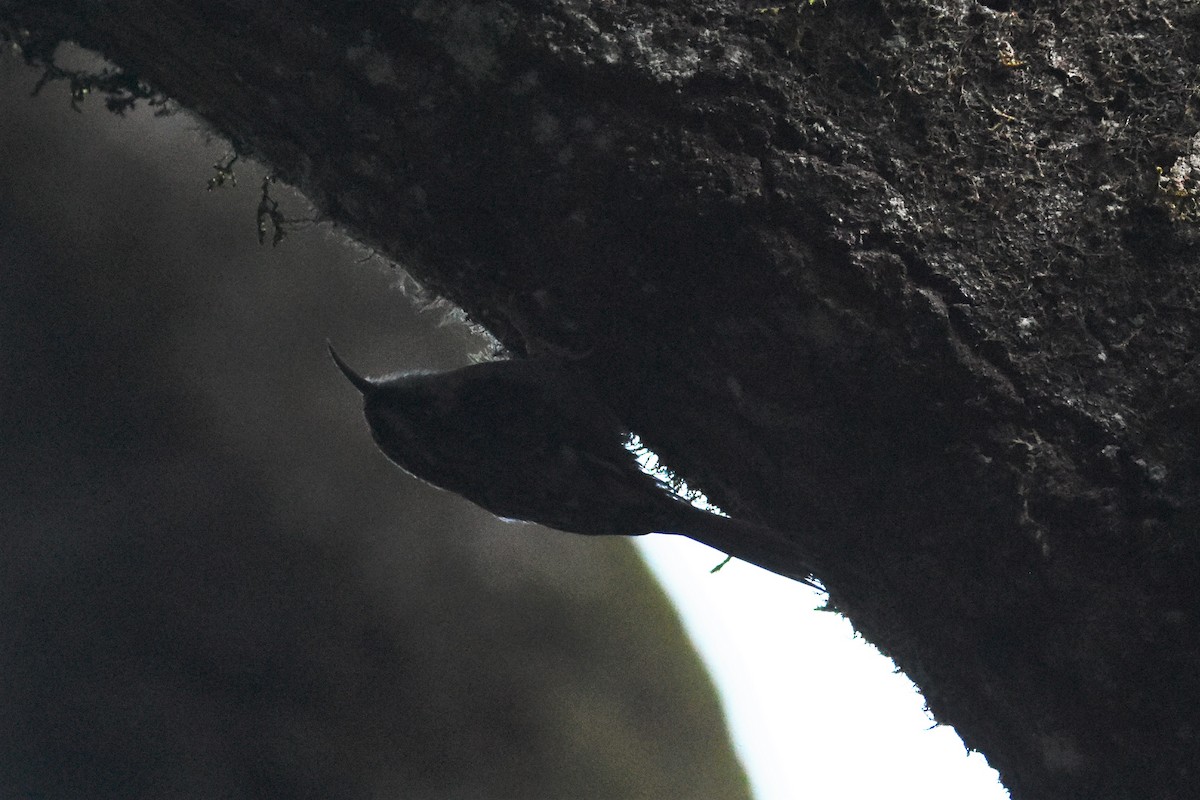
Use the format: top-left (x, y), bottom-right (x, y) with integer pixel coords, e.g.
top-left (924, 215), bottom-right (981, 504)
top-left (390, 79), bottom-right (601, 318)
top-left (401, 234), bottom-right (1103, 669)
top-left (327, 342), bottom-right (376, 394)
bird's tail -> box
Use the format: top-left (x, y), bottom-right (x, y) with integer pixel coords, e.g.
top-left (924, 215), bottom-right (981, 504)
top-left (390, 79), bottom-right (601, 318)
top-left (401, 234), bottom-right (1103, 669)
top-left (660, 503), bottom-right (828, 590)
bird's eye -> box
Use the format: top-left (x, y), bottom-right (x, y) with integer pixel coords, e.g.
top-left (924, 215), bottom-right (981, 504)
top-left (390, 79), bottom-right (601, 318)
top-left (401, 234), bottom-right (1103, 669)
top-left (371, 404), bottom-right (416, 438)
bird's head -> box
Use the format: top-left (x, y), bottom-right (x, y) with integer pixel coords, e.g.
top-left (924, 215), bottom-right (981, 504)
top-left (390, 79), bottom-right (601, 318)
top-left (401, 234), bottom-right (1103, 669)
top-left (328, 343), bottom-right (447, 477)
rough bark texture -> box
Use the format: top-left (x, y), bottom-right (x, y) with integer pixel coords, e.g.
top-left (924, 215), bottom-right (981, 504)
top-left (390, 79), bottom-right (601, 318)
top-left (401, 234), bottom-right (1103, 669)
top-left (3, 0), bottom-right (1198, 797)
top-left (0, 63), bottom-right (758, 800)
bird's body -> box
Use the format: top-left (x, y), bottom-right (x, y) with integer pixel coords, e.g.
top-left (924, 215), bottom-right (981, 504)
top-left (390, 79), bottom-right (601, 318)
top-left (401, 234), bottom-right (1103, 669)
top-left (331, 347), bottom-right (823, 587)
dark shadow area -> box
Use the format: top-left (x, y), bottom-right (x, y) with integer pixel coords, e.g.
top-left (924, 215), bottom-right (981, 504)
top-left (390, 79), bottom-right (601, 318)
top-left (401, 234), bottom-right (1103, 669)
top-left (0, 55), bottom-right (752, 800)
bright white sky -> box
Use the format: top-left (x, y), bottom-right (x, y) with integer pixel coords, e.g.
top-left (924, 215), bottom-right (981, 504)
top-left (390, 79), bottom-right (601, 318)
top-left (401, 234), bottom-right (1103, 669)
top-left (638, 535), bottom-right (1010, 800)
top-left (6, 48), bottom-right (1008, 799)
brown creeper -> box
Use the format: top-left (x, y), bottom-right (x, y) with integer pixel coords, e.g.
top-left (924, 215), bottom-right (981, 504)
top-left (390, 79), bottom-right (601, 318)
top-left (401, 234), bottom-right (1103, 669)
top-left (329, 345), bottom-right (823, 587)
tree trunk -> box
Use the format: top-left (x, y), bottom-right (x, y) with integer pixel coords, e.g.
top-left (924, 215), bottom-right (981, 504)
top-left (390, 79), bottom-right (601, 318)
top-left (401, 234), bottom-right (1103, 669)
top-left (3, 1), bottom-right (1197, 796)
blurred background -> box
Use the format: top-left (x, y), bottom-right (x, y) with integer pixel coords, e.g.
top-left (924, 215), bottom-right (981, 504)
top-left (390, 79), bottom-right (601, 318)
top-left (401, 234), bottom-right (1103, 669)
top-left (0, 47), bottom-right (1007, 800)
top-left (0, 51), bottom-right (753, 799)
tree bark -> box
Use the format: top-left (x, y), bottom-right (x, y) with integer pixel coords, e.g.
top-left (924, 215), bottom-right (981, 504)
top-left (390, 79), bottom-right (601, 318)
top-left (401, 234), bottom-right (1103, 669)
top-left (3, 1), bottom-right (1198, 797)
